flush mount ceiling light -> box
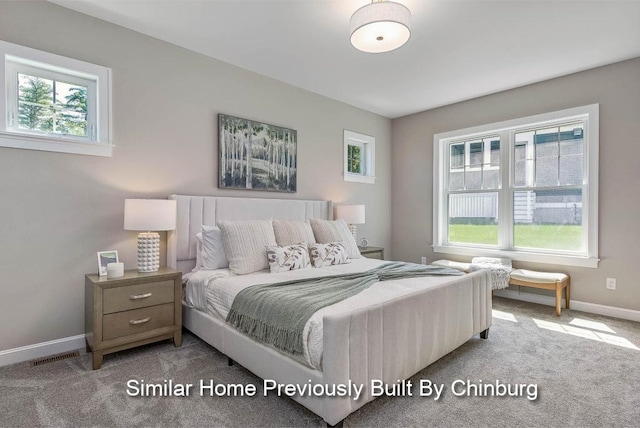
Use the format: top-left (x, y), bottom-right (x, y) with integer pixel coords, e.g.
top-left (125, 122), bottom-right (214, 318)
top-left (350, 0), bottom-right (411, 53)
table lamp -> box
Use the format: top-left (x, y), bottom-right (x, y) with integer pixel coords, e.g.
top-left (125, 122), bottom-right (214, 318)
top-left (124, 199), bottom-right (176, 272)
top-left (335, 204), bottom-right (365, 241)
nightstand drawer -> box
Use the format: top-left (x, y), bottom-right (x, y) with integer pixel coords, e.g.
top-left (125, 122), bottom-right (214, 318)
top-left (103, 280), bottom-right (174, 314)
top-left (102, 303), bottom-right (174, 340)
top-left (358, 246), bottom-right (384, 260)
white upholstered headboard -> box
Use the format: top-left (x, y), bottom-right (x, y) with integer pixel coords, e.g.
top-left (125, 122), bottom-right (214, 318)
top-left (167, 195), bottom-right (333, 273)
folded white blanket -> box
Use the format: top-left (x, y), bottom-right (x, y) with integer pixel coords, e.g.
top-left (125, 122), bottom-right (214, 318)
top-left (469, 257), bottom-right (512, 290)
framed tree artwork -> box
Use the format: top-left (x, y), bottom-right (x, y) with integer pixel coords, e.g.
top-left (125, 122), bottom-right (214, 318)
top-left (219, 114), bottom-right (297, 193)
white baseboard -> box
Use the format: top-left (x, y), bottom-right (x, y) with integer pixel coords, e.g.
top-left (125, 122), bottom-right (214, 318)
top-left (0, 334), bottom-right (85, 368)
top-left (494, 289), bottom-right (640, 322)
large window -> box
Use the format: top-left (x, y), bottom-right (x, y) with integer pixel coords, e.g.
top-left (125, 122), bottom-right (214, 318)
top-left (0, 40), bottom-right (112, 157)
top-left (433, 105), bottom-right (599, 267)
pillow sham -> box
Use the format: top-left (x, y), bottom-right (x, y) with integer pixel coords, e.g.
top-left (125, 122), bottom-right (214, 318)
top-left (309, 218), bottom-right (361, 259)
top-left (200, 226), bottom-right (229, 270)
top-left (218, 219), bottom-right (277, 275)
top-left (194, 233), bottom-right (203, 271)
top-left (272, 219), bottom-right (316, 246)
top-left (308, 242), bottom-right (350, 268)
top-left (266, 244), bottom-right (310, 273)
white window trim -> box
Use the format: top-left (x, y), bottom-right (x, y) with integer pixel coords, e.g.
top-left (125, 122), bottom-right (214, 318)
top-left (344, 130), bottom-right (375, 184)
top-left (433, 104), bottom-right (599, 268)
top-left (0, 40), bottom-right (113, 157)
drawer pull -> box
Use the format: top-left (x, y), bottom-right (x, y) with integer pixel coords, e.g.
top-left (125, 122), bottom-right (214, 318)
top-left (130, 292), bottom-right (152, 300)
top-left (129, 317), bottom-right (151, 325)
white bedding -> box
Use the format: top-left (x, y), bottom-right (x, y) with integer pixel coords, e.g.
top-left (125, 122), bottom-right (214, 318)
top-left (185, 258), bottom-right (465, 370)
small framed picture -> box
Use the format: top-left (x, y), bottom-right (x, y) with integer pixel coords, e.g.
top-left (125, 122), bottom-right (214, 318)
top-left (97, 251), bottom-right (119, 277)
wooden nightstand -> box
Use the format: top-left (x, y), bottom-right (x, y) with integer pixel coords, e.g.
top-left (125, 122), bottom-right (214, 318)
top-left (359, 246), bottom-right (384, 260)
top-left (85, 267), bottom-right (182, 370)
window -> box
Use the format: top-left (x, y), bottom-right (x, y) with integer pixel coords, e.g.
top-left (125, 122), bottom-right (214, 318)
top-left (0, 40), bottom-right (112, 156)
top-left (344, 130), bottom-right (375, 184)
top-left (433, 105), bottom-right (599, 268)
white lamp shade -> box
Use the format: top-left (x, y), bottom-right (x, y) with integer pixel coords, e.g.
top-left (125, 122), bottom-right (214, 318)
top-left (336, 204), bottom-right (366, 224)
top-left (350, 1), bottom-right (411, 53)
top-left (124, 199), bottom-right (177, 231)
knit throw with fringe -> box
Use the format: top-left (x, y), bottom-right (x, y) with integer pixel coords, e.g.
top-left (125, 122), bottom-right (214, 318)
top-left (226, 262), bottom-right (463, 356)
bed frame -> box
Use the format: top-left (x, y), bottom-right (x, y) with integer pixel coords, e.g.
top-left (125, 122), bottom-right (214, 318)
top-left (167, 194), bottom-right (492, 426)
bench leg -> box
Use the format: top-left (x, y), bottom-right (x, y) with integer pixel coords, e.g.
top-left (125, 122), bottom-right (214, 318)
top-left (565, 278), bottom-right (571, 310)
top-left (555, 282), bottom-right (562, 316)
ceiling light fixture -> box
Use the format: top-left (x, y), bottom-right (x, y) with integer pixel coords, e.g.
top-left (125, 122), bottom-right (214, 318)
top-left (350, 0), bottom-right (411, 54)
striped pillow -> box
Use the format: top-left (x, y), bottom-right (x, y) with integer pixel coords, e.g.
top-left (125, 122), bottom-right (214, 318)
top-left (272, 219), bottom-right (316, 246)
top-left (309, 218), bottom-right (361, 259)
top-left (218, 219), bottom-right (277, 275)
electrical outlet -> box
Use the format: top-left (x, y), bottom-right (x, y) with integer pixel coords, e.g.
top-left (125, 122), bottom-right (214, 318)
top-left (421, 256), bottom-right (427, 265)
top-left (606, 278), bottom-right (616, 290)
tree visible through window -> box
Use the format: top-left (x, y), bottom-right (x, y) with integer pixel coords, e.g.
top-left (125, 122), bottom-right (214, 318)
top-left (0, 40), bottom-right (111, 157)
top-left (347, 144), bottom-right (363, 174)
top-left (18, 73), bottom-right (88, 137)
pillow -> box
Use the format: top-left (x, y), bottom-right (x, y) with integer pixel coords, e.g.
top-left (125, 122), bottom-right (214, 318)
top-left (218, 219), bottom-right (277, 275)
top-left (309, 242), bottom-right (351, 268)
top-left (309, 218), bottom-right (361, 259)
top-left (272, 219), bottom-right (316, 246)
top-left (266, 244), bottom-right (310, 273)
top-left (200, 226), bottom-right (229, 270)
top-left (193, 233), bottom-right (203, 271)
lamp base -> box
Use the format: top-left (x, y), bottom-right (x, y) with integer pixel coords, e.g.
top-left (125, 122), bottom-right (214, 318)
top-left (137, 232), bottom-right (160, 272)
top-left (348, 224), bottom-right (358, 242)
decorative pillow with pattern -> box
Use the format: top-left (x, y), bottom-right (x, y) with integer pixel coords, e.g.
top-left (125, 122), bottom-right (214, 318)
top-left (308, 242), bottom-right (351, 268)
top-left (266, 244), bottom-right (311, 273)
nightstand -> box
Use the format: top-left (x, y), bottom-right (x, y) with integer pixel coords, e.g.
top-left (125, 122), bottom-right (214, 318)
top-left (359, 246), bottom-right (384, 260)
top-left (85, 267), bottom-right (182, 370)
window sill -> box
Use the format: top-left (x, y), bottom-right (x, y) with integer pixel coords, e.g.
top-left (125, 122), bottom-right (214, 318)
top-left (344, 173), bottom-right (376, 184)
top-left (432, 245), bottom-right (599, 268)
top-left (0, 132), bottom-right (113, 157)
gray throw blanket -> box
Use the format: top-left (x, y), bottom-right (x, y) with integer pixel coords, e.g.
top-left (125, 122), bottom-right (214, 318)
top-left (226, 262), bottom-right (463, 356)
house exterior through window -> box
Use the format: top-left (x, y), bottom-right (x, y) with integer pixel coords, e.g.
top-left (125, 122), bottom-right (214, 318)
top-left (433, 105), bottom-right (599, 268)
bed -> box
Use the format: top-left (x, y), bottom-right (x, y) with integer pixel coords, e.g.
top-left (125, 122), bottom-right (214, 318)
top-left (167, 194), bottom-right (492, 426)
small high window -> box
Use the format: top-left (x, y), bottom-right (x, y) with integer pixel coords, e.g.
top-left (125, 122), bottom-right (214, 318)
top-left (0, 40), bottom-right (112, 157)
top-left (344, 130), bottom-right (375, 184)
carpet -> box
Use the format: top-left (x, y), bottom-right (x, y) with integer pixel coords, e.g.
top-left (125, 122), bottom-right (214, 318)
top-left (1, 297), bottom-right (639, 427)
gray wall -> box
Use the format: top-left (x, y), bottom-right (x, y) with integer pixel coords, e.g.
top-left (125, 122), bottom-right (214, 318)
top-left (0, 2), bottom-right (391, 351)
top-left (391, 57), bottom-right (640, 311)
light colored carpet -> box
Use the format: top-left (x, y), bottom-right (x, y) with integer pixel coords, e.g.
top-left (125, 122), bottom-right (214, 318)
top-left (1, 297), bottom-right (639, 427)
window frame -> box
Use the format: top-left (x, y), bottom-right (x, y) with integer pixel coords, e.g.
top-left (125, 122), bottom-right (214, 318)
top-left (344, 130), bottom-right (375, 184)
top-left (0, 40), bottom-right (112, 157)
top-left (433, 104), bottom-right (599, 268)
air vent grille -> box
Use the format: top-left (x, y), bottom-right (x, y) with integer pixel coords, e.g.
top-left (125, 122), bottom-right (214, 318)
top-left (30, 351), bottom-right (80, 367)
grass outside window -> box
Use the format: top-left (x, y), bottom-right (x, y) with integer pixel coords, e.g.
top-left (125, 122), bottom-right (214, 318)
top-left (448, 224), bottom-right (582, 251)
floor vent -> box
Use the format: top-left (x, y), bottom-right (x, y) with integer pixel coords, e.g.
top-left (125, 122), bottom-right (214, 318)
top-left (30, 350), bottom-right (80, 367)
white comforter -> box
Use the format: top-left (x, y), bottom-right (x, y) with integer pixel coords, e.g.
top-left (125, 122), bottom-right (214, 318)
top-left (185, 258), bottom-right (463, 369)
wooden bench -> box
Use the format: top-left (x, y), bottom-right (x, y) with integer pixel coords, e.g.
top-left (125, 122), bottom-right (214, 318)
top-left (509, 269), bottom-right (570, 317)
top-left (431, 260), bottom-right (570, 316)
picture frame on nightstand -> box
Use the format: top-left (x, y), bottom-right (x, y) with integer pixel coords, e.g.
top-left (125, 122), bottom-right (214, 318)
top-left (97, 250), bottom-right (118, 277)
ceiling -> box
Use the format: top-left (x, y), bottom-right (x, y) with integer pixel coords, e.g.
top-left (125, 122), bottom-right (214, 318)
top-left (49, 0), bottom-right (640, 119)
